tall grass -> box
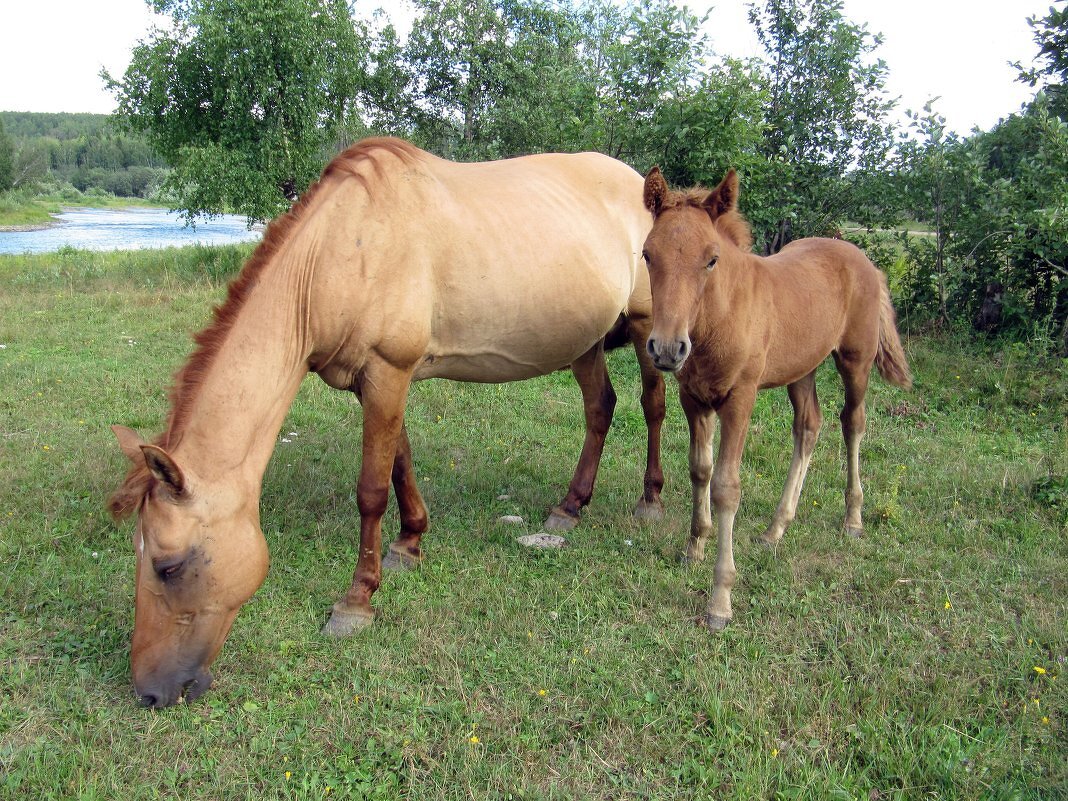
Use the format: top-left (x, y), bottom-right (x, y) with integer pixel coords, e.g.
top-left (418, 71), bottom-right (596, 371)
top-left (0, 245), bottom-right (1064, 799)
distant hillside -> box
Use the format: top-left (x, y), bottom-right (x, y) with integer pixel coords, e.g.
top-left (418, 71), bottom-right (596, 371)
top-left (0, 111), bottom-right (168, 198)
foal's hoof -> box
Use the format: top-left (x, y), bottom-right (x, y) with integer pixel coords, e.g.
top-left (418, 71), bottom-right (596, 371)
top-left (704, 613), bottom-right (731, 632)
top-left (845, 525), bottom-right (864, 539)
top-left (632, 498), bottom-right (664, 522)
top-left (322, 603), bottom-right (374, 638)
top-left (543, 507), bottom-right (579, 532)
top-left (755, 531), bottom-right (782, 548)
top-left (382, 545), bottom-right (422, 571)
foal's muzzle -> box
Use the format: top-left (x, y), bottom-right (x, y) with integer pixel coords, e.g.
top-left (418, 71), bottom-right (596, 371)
top-left (647, 334), bottom-right (691, 372)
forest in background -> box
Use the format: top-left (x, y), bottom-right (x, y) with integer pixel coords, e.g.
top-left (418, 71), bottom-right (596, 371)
top-left (0, 0), bottom-right (1065, 349)
top-left (0, 112), bottom-right (167, 200)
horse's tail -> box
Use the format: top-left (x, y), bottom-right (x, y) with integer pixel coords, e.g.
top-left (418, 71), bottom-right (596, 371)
top-left (875, 275), bottom-right (913, 389)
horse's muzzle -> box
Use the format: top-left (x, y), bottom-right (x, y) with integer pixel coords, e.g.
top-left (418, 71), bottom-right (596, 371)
top-left (135, 667), bottom-right (214, 709)
top-left (647, 334), bottom-right (691, 372)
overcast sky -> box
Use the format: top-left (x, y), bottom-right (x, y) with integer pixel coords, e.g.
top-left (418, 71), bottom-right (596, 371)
top-left (0, 0), bottom-right (1052, 136)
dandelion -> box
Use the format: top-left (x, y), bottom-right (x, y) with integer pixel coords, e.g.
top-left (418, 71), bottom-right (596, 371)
top-left (1034, 666), bottom-right (1047, 675)
top-left (285, 772), bottom-right (291, 780)
top-left (469, 735), bottom-right (480, 744)
top-left (42, 445), bottom-right (51, 452)
top-left (538, 689), bottom-right (547, 697)
top-left (944, 600), bottom-right (951, 610)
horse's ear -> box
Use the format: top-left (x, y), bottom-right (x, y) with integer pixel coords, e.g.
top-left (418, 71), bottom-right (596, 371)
top-left (112, 425), bottom-right (147, 464)
top-left (703, 168), bottom-right (739, 220)
top-left (643, 167), bottom-right (668, 216)
top-left (141, 445), bottom-right (187, 498)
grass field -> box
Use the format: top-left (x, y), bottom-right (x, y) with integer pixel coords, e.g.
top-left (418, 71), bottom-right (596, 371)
top-left (0, 245), bottom-right (1065, 800)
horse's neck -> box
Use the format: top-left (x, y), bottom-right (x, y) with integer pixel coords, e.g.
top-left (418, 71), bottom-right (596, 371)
top-left (171, 259), bottom-right (313, 493)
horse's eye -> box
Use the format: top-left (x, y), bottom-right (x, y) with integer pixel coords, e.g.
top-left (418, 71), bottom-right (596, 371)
top-left (706, 257), bottom-right (718, 271)
top-left (155, 558), bottom-right (186, 582)
top-left (641, 250), bottom-right (649, 263)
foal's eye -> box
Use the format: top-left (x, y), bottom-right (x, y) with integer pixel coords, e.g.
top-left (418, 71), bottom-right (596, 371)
top-left (706, 256), bottom-right (718, 271)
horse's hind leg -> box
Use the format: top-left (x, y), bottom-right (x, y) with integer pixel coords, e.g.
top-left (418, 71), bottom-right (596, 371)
top-left (381, 424), bottom-right (429, 571)
top-left (760, 370), bottom-right (822, 545)
top-left (834, 352), bottom-right (871, 538)
top-left (545, 341), bottom-right (616, 531)
top-left (629, 319), bottom-right (666, 521)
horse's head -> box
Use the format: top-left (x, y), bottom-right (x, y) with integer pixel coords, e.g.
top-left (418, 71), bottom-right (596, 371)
top-left (110, 425), bottom-right (269, 708)
top-left (641, 167), bottom-right (741, 372)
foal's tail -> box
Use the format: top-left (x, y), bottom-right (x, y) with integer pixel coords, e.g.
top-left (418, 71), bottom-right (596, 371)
top-left (875, 276), bottom-right (913, 389)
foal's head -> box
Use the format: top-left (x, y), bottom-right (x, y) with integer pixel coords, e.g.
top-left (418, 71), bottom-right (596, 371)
top-left (641, 167), bottom-right (747, 372)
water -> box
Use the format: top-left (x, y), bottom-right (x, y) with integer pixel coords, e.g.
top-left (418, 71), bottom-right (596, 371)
top-left (0, 207), bottom-right (263, 254)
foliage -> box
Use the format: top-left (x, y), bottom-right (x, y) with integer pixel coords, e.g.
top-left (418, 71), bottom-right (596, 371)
top-left (0, 112), bottom-right (168, 198)
top-left (746, 0), bottom-right (895, 252)
top-left (104, 0), bottom-right (372, 223)
top-left (0, 118), bottom-right (13, 192)
top-left (898, 98), bottom-right (1068, 348)
top-left (1015, 1), bottom-right (1068, 120)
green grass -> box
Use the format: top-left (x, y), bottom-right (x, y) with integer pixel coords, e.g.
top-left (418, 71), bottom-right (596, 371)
top-left (0, 192), bottom-right (166, 228)
top-left (0, 245), bottom-right (1065, 800)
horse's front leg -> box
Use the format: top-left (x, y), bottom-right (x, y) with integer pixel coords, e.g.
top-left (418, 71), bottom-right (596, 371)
top-left (381, 424), bottom-right (429, 570)
top-left (545, 341), bottom-right (616, 530)
top-left (680, 388), bottom-right (716, 564)
top-left (704, 385), bottom-right (756, 631)
top-left (324, 361), bottom-right (413, 637)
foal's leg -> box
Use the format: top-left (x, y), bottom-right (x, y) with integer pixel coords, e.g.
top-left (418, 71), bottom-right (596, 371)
top-left (834, 353), bottom-right (871, 538)
top-left (760, 370), bottom-right (822, 545)
top-left (629, 319), bottom-right (666, 520)
top-left (703, 385), bottom-right (757, 631)
top-left (680, 389), bottom-right (716, 564)
top-left (545, 342), bottom-right (616, 531)
top-left (381, 424), bottom-right (429, 570)
top-left (324, 361), bottom-right (413, 637)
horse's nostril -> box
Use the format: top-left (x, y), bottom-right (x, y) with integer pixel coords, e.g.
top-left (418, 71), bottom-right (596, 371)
top-left (138, 693), bottom-right (158, 708)
top-left (678, 340), bottom-right (690, 360)
top-left (646, 338), bottom-right (657, 357)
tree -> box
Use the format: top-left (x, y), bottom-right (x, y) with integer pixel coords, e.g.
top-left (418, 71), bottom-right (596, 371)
top-left (104, 0), bottom-right (371, 223)
top-left (0, 118), bottom-right (13, 192)
top-left (747, 0), bottom-right (895, 252)
top-left (1015, 2), bottom-right (1068, 120)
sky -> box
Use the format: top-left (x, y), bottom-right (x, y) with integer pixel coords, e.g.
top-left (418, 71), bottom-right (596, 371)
top-left (0, 0), bottom-right (1053, 135)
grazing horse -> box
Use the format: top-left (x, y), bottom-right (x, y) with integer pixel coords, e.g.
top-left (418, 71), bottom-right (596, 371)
top-left (108, 138), bottom-right (666, 708)
top-left (641, 167), bottom-right (912, 630)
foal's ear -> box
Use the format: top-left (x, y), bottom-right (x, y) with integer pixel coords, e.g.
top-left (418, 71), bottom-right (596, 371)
top-left (643, 167), bottom-right (669, 216)
top-left (703, 168), bottom-right (739, 220)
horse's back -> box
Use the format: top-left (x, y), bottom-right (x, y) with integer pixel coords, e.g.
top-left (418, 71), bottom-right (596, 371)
top-left (309, 144), bottom-right (652, 383)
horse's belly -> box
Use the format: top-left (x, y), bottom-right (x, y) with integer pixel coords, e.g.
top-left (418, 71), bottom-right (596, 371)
top-left (413, 350), bottom-right (574, 383)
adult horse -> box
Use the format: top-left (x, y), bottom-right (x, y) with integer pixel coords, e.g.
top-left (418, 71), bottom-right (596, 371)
top-left (640, 167), bottom-right (911, 630)
top-left (108, 138), bottom-right (665, 708)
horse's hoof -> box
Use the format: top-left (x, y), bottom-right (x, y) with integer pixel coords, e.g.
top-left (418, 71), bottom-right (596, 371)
top-left (632, 499), bottom-right (664, 522)
top-left (704, 613), bottom-right (731, 631)
top-left (845, 526), bottom-right (864, 539)
top-left (322, 603), bottom-right (374, 638)
top-left (755, 531), bottom-right (781, 548)
top-left (382, 545), bottom-right (421, 571)
top-left (543, 507), bottom-right (579, 532)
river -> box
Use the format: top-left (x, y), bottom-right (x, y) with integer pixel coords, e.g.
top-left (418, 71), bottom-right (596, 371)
top-left (0, 207), bottom-right (263, 255)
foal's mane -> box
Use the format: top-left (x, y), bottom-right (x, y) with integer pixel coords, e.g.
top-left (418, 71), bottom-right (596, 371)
top-left (660, 187), bottom-right (754, 252)
top-left (108, 137), bottom-right (422, 519)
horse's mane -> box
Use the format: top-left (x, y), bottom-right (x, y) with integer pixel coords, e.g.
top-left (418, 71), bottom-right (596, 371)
top-left (658, 187), bottom-right (754, 252)
top-left (108, 137), bottom-right (423, 519)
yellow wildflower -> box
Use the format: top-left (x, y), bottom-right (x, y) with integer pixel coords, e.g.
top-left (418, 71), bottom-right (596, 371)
top-left (944, 601), bottom-right (951, 610)
top-left (538, 689), bottom-right (547, 697)
top-left (469, 735), bottom-right (480, 744)
top-left (1034, 666), bottom-right (1047, 675)
top-left (285, 772), bottom-right (291, 780)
